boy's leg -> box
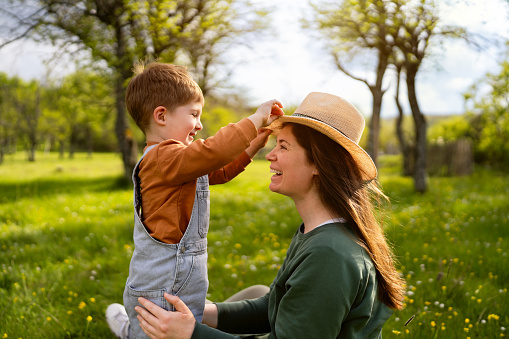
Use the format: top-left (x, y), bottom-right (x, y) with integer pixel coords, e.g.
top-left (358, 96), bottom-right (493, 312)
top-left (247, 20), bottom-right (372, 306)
top-left (106, 303), bottom-right (130, 339)
top-left (223, 285), bottom-right (270, 302)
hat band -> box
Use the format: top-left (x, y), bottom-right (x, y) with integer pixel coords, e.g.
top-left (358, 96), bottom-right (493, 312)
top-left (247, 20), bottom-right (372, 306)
top-left (291, 113), bottom-right (351, 141)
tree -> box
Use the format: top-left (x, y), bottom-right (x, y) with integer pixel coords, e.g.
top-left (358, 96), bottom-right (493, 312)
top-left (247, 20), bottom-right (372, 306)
top-left (1, 0), bottom-right (268, 179)
top-left (0, 73), bottom-right (21, 163)
top-left (390, 0), bottom-right (467, 192)
top-left (0, 76), bottom-right (41, 161)
top-left (43, 69), bottom-right (114, 158)
top-left (463, 59), bottom-right (509, 167)
top-left (306, 0), bottom-right (402, 167)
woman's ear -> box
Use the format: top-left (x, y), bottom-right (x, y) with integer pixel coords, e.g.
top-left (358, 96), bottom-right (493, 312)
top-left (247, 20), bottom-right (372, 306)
top-left (312, 165), bottom-right (319, 176)
top-left (153, 106), bottom-right (167, 126)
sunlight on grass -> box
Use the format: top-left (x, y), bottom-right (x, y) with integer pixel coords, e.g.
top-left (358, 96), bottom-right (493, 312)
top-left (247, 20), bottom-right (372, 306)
top-left (0, 152), bottom-right (507, 338)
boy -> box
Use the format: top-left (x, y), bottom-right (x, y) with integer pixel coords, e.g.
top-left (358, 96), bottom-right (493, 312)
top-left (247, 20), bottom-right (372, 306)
top-left (110, 62), bottom-right (283, 339)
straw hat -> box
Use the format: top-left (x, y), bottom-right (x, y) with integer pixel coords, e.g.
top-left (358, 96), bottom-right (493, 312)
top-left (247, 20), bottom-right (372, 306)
top-left (269, 92), bottom-right (377, 180)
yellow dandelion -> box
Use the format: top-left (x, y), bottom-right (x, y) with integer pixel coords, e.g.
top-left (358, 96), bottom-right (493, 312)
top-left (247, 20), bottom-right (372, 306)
top-left (488, 314), bottom-right (500, 321)
top-left (79, 301), bottom-right (86, 309)
top-left (441, 326), bottom-right (446, 330)
top-left (405, 329), bottom-right (409, 334)
top-left (2, 333), bottom-right (7, 338)
top-left (234, 243), bottom-right (242, 249)
top-left (46, 317), bottom-right (52, 321)
top-left (392, 330), bottom-right (400, 335)
top-left (431, 321), bottom-right (436, 327)
top-left (477, 299), bottom-right (482, 303)
top-left (67, 311), bottom-right (73, 315)
top-left (464, 328), bottom-right (469, 333)
top-left (442, 286), bottom-right (447, 291)
top-left (89, 298), bottom-right (96, 303)
top-left (87, 316), bottom-right (92, 322)
top-left (465, 318), bottom-right (470, 324)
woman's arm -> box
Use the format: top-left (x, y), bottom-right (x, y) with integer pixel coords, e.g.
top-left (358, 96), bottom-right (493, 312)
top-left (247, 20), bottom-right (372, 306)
top-left (136, 294), bottom-right (265, 339)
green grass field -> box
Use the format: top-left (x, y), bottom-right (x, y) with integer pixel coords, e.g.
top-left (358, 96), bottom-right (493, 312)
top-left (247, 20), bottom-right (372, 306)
top-left (1, 152), bottom-right (507, 338)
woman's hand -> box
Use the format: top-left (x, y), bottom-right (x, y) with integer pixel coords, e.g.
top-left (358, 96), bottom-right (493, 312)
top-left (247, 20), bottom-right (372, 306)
top-left (136, 293), bottom-right (195, 339)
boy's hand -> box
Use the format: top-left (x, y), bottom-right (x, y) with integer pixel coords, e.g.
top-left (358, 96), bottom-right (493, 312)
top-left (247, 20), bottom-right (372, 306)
top-left (245, 129), bottom-right (272, 158)
top-left (248, 99), bottom-right (284, 129)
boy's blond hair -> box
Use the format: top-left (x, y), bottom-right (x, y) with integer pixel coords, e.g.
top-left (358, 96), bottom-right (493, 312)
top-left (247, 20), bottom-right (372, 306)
top-left (125, 62), bottom-right (204, 134)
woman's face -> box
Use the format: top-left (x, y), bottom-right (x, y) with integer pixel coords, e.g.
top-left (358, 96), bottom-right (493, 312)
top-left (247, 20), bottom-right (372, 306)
top-left (265, 125), bottom-right (318, 201)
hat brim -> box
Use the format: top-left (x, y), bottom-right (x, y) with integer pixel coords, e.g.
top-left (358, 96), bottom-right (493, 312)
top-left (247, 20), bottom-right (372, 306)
top-left (269, 116), bottom-right (377, 181)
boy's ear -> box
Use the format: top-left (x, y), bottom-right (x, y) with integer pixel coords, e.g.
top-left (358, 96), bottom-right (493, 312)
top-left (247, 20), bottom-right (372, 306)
top-left (153, 106), bottom-right (167, 126)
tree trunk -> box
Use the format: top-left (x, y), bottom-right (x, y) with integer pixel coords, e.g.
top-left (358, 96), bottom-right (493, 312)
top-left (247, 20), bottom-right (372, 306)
top-left (366, 54), bottom-right (388, 167)
top-left (114, 26), bottom-right (138, 181)
top-left (394, 67), bottom-right (412, 176)
top-left (69, 125), bottom-right (76, 159)
top-left (367, 88), bottom-right (382, 167)
top-left (86, 124), bottom-right (93, 158)
top-left (406, 67), bottom-right (427, 193)
top-left (59, 140), bottom-right (65, 158)
top-left (0, 139), bottom-right (4, 165)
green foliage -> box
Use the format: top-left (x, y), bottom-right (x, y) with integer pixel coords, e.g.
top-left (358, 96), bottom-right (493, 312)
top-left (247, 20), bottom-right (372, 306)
top-left (200, 103), bottom-right (240, 138)
top-left (463, 60), bottom-right (509, 167)
top-left (427, 115), bottom-right (471, 143)
top-left (0, 152), bottom-right (508, 338)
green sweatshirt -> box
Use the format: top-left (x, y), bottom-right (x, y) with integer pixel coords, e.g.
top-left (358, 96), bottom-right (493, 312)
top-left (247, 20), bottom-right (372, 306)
top-left (192, 222), bottom-right (394, 338)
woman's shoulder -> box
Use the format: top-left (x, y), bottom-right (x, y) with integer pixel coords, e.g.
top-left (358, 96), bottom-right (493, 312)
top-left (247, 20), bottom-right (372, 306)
top-left (302, 223), bottom-right (374, 270)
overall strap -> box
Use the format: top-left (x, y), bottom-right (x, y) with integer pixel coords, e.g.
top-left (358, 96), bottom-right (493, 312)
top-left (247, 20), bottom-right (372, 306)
top-left (132, 144), bottom-right (158, 209)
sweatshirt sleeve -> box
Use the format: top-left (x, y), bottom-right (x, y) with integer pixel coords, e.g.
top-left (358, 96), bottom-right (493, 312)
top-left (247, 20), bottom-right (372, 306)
top-left (208, 151), bottom-right (252, 185)
top-left (190, 294), bottom-right (270, 339)
top-left (216, 293), bottom-right (270, 334)
top-left (153, 118), bottom-right (257, 185)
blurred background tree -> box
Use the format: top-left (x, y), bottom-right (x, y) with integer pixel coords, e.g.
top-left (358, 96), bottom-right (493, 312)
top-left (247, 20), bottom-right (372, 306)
top-left (306, 0), bottom-right (471, 192)
top-left (0, 0), bottom-right (270, 180)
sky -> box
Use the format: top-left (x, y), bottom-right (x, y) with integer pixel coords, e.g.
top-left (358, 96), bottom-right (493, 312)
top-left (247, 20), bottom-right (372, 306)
top-left (1, 0), bottom-right (508, 118)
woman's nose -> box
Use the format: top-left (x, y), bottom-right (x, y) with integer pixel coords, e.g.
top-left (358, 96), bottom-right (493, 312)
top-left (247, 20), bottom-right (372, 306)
top-left (265, 148), bottom-right (275, 161)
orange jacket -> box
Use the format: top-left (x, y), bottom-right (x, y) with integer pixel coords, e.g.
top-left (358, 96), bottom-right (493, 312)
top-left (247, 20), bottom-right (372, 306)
top-left (138, 118), bottom-right (257, 244)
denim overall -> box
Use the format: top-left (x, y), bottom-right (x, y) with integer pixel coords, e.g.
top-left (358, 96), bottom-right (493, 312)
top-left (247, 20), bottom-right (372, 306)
top-left (123, 145), bottom-right (210, 339)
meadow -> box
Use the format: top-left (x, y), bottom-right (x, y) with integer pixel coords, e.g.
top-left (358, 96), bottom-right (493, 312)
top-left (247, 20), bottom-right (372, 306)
top-left (0, 151), bottom-right (507, 338)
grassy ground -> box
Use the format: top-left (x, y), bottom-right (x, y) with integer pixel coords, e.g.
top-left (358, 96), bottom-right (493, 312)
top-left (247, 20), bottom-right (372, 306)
top-left (0, 152), bottom-right (507, 338)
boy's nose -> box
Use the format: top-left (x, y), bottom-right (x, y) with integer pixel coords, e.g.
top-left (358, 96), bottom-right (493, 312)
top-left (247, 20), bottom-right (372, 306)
top-left (196, 120), bottom-right (203, 130)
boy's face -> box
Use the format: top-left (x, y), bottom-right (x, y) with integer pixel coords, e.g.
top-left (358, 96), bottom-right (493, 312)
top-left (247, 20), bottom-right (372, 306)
top-left (164, 101), bottom-right (203, 146)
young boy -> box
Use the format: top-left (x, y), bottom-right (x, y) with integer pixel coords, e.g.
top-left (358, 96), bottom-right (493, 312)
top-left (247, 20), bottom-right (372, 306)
top-left (110, 62), bottom-right (283, 339)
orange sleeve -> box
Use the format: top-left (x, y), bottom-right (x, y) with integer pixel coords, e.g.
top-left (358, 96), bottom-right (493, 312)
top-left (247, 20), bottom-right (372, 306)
top-left (154, 118), bottom-right (257, 185)
top-left (209, 151), bottom-right (252, 185)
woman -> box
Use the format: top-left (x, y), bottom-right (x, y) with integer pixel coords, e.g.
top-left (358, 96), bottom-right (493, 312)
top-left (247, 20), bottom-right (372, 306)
top-left (128, 92), bottom-right (405, 338)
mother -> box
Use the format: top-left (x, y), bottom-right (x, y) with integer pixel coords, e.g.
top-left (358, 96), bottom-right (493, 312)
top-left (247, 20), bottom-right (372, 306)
top-left (133, 92), bottom-right (405, 338)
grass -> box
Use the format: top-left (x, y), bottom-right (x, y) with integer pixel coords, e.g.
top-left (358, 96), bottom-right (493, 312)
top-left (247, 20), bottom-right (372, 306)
top-left (0, 152), bottom-right (507, 338)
